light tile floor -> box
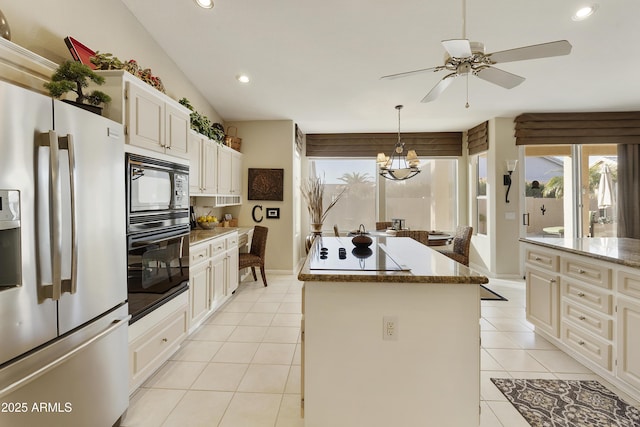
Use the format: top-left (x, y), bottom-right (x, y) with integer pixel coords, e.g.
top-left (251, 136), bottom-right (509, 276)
top-left (122, 275), bottom-right (640, 427)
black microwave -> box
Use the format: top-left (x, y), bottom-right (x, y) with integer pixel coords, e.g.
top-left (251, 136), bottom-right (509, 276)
top-left (126, 153), bottom-right (190, 233)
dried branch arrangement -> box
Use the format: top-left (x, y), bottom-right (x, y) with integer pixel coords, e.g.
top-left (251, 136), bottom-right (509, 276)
top-left (301, 176), bottom-right (345, 224)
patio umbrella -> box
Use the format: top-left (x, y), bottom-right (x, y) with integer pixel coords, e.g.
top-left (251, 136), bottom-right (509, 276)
top-left (597, 164), bottom-right (615, 211)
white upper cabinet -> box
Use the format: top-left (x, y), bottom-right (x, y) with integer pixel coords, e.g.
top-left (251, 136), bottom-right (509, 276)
top-left (188, 131), bottom-right (218, 196)
top-left (93, 70), bottom-right (190, 160)
top-left (217, 146), bottom-right (232, 195)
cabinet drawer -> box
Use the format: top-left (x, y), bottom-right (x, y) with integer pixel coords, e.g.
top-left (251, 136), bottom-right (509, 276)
top-left (562, 257), bottom-right (611, 289)
top-left (190, 244), bottom-right (210, 265)
top-left (617, 269), bottom-right (640, 299)
top-left (129, 305), bottom-right (188, 383)
top-left (238, 232), bottom-right (249, 248)
top-left (562, 321), bottom-right (612, 371)
top-left (562, 300), bottom-right (613, 340)
top-left (525, 248), bottom-right (559, 272)
top-left (562, 279), bottom-right (613, 314)
top-left (226, 233), bottom-right (238, 248)
top-left (210, 237), bottom-right (226, 256)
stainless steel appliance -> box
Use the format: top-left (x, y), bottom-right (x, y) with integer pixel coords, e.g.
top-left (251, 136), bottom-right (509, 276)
top-left (0, 80), bottom-right (129, 426)
top-left (126, 154), bottom-right (190, 323)
top-left (127, 223), bottom-right (190, 322)
top-left (126, 153), bottom-right (189, 233)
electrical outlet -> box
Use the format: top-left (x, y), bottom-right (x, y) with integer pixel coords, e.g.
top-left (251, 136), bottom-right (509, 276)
top-left (383, 316), bottom-right (398, 341)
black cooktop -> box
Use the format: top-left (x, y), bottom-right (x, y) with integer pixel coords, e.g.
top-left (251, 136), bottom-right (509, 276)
top-left (308, 236), bottom-right (409, 272)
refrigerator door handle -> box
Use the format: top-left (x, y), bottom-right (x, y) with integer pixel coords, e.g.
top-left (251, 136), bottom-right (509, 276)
top-left (0, 315), bottom-right (131, 399)
top-left (58, 134), bottom-right (77, 295)
top-left (38, 131), bottom-right (63, 301)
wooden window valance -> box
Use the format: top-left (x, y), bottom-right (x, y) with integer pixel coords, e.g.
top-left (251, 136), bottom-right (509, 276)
top-left (514, 112), bottom-right (640, 145)
top-left (467, 121), bottom-right (488, 155)
top-left (305, 132), bottom-right (462, 157)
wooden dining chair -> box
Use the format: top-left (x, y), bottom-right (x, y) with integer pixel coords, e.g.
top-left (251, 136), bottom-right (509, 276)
top-left (395, 230), bottom-right (429, 246)
top-left (437, 226), bottom-right (473, 266)
top-left (375, 221), bottom-right (392, 230)
top-left (238, 225), bottom-right (269, 286)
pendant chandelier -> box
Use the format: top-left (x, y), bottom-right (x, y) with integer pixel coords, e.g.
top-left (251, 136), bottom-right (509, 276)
top-left (376, 105), bottom-right (421, 181)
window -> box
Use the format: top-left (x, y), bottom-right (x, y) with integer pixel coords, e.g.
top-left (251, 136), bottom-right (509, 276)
top-left (308, 159), bottom-right (377, 233)
top-left (384, 159), bottom-right (457, 231)
top-left (523, 144), bottom-right (617, 238)
top-left (309, 158), bottom-right (458, 233)
top-left (476, 154), bottom-right (487, 235)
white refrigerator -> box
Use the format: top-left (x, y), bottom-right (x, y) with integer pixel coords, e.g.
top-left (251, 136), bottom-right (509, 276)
top-left (0, 80), bottom-right (129, 426)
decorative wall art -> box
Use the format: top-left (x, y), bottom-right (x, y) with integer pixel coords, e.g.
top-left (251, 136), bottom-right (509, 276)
top-left (266, 208), bottom-right (280, 219)
top-left (248, 168), bottom-right (284, 201)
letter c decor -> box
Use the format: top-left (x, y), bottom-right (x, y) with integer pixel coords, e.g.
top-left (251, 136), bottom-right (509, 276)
top-left (252, 205), bottom-right (263, 223)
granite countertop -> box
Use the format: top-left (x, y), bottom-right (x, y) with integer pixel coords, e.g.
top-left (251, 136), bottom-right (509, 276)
top-left (190, 226), bottom-right (253, 245)
top-left (520, 237), bottom-right (640, 269)
top-left (298, 236), bottom-right (488, 284)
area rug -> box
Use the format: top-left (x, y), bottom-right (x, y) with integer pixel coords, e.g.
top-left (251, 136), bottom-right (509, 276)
top-left (480, 284), bottom-right (508, 301)
top-left (490, 378), bottom-right (640, 427)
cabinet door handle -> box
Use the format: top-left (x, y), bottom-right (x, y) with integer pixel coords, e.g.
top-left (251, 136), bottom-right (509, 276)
top-left (199, 254), bottom-right (204, 258)
top-left (578, 340), bottom-right (585, 346)
top-left (579, 316), bottom-right (586, 321)
top-left (549, 279), bottom-right (556, 283)
top-left (578, 292), bottom-right (585, 297)
top-left (534, 256), bottom-right (542, 261)
top-left (162, 338), bottom-right (168, 343)
top-left (578, 269), bottom-right (586, 274)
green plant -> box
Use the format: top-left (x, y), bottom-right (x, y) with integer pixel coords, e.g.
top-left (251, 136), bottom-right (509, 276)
top-left (90, 52), bottom-right (165, 93)
top-left (89, 51), bottom-right (123, 70)
top-left (44, 60), bottom-right (111, 106)
top-left (179, 98), bottom-right (225, 143)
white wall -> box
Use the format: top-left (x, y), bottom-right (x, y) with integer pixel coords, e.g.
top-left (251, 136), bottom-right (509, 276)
top-left (225, 120), bottom-right (296, 273)
top-left (2, 0), bottom-right (221, 121)
top-left (470, 118), bottom-right (521, 278)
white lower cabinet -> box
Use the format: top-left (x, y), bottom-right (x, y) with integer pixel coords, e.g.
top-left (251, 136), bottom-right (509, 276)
top-left (188, 231), bottom-right (240, 332)
top-left (128, 292), bottom-right (189, 394)
top-left (526, 267), bottom-right (560, 337)
top-left (189, 257), bottom-right (211, 327)
top-left (617, 269), bottom-right (640, 392)
top-left (524, 242), bottom-right (640, 401)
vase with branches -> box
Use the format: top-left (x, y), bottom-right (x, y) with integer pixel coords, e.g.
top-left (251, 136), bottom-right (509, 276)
top-left (301, 176), bottom-right (345, 228)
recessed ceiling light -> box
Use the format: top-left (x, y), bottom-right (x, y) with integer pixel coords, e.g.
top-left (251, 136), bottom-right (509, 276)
top-left (572, 4), bottom-right (598, 21)
top-left (194, 0), bottom-right (213, 9)
top-left (237, 74), bottom-right (250, 83)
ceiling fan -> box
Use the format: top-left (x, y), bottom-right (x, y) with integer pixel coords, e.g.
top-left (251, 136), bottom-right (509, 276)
top-left (380, 0), bottom-right (572, 106)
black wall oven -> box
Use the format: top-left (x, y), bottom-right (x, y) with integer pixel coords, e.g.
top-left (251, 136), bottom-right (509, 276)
top-left (126, 154), bottom-right (190, 323)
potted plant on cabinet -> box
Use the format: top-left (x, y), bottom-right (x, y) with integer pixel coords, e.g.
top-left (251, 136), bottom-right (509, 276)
top-left (44, 60), bottom-right (111, 115)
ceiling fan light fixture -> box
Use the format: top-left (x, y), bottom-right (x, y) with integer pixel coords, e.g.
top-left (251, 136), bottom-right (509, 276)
top-left (572, 4), bottom-right (598, 21)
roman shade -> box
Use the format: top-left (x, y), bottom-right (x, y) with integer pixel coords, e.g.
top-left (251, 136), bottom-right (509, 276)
top-left (514, 112), bottom-right (640, 145)
top-left (467, 121), bottom-right (488, 155)
top-left (305, 132), bottom-right (462, 157)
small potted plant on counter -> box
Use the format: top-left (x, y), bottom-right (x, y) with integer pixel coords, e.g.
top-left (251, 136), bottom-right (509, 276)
top-left (44, 60), bottom-right (111, 115)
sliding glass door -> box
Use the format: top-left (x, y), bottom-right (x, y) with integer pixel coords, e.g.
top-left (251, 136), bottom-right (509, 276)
top-left (523, 144), bottom-right (617, 238)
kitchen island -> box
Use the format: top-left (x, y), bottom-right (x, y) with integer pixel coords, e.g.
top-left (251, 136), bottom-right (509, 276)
top-left (298, 236), bottom-right (488, 427)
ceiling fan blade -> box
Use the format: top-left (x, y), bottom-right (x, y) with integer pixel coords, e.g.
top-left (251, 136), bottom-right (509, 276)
top-left (380, 66), bottom-right (444, 80)
top-left (475, 67), bottom-right (525, 89)
top-left (487, 40), bottom-right (572, 64)
top-left (421, 73), bottom-right (456, 102)
top-left (442, 39), bottom-right (472, 58)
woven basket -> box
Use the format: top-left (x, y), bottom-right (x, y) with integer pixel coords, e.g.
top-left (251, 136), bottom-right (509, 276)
top-left (224, 126), bottom-right (242, 152)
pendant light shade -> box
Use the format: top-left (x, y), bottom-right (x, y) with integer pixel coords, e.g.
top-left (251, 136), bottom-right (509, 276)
top-left (376, 105), bottom-right (421, 181)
